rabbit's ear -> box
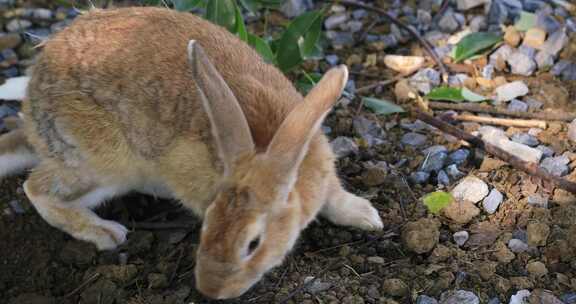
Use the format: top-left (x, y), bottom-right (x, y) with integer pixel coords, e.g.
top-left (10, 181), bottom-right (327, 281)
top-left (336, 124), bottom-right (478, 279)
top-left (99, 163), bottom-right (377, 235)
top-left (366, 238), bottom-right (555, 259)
top-left (265, 65), bottom-right (348, 198)
top-left (188, 40), bottom-right (255, 174)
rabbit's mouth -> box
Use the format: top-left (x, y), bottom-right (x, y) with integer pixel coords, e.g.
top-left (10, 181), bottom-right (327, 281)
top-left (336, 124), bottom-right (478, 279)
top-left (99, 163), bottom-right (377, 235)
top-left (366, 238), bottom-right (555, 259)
top-left (195, 265), bottom-right (260, 300)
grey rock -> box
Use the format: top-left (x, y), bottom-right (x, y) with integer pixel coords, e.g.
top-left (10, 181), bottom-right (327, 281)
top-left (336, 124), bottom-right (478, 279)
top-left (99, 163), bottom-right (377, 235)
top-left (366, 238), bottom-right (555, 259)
top-left (482, 189), bottom-right (503, 214)
top-left (481, 64), bottom-right (495, 79)
top-left (8, 200), bottom-right (25, 214)
top-left (507, 99), bottom-right (528, 112)
top-left (518, 45), bottom-right (536, 58)
top-left (448, 74), bottom-right (470, 86)
top-left (551, 59), bottom-right (571, 76)
top-left (490, 44), bottom-right (514, 66)
top-left (568, 18), bottom-right (576, 33)
top-left (418, 295), bottom-right (439, 304)
top-left (446, 164), bottom-right (465, 179)
top-left (457, 0), bottom-right (487, 10)
top-left (536, 145), bottom-right (555, 158)
top-left (402, 132), bottom-right (427, 147)
top-left (423, 145), bottom-right (449, 155)
top-left (495, 81), bottom-right (529, 102)
top-left (325, 54), bottom-right (340, 65)
top-left (410, 171), bottom-right (430, 184)
top-left (325, 13), bottom-right (349, 30)
top-left (469, 15), bottom-right (487, 32)
top-left (537, 12), bottom-right (562, 33)
top-left (527, 194), bottom-right (549, 208)
top-left (438, 10), bottom-right (461, 33)
top-left (512, 229), bottom-right (527, 243)
top-left (568, 119), bottom-right (576, 142)
top-left (0, 105), bottom-right (18, 119)
top-left (422, 152), bottom-right (448, 173)
top-left (488, 297), bottom-right (501, 304)
top-left (535, 51), bottom-right (555, 70)
top-left (478, 126), bottom-right (543, 163)
top-left (33, 8), bottom-right (53, 19)
top-left (6, 19), bottom-right (32, 32)
top-left (523, 0), bottom-right (548, 11)
top-left (440, 290), bottom-right (480, 304)
top-left (353, 116), bottom-right (386, 147)
top-left (525, 97), bottom-right (543, 110)
top-left (352, 9), bottom-right (367, 19)
top-left (507, 51), bottom-right (536, 76)
top-left (561, 63), bottom-right (576, 81)
top-left (511, 133), bottom-right (539, 147)
top-left (331, 137), bottom-right (359, 158)
top-left (409, 68), bottom-right (441, 94)
top-left (540, 155), bottom-right (570, 176)
top-left (304, 276), bottom-right (332, 294)
top-left (449, 149), bottom-right (470, 165)
top-left (541, 27), bottom-right (568, 57)
top-left (453, 231), bottom-right (469, 246)
top-left (508, 239), bottom-right (529, 253)
top-left (326, 31), bottom-right (355, 48)
top-left (437, 170), bottom-right (450, 186)
top-left (487, 1), bottom-right (509, 27)
top-left (452, 176), bottom-right (489, 203)
top-left (561, 292), bottom-right (576, 304)
top-left (346, 20), bottom-right (363, 33)
top-left (280, 0), bottom-right (312, 18)
top-left (509, 290), bottom-right (531, 304)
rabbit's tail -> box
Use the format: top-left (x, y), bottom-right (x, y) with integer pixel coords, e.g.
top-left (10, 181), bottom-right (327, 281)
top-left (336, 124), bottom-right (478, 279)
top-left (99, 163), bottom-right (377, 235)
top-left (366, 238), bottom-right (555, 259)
top-left (0, 120), bottom-right (39, 179)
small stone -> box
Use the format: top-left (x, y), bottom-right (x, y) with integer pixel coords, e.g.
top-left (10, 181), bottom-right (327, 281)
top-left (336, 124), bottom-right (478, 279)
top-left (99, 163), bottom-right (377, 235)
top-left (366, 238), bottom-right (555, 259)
top-left (551, 59), bottom-right (571, 76)
top-left (361, 161), bottom-right (389, 186)
top-left (540, 155), bottom-right (570, 176)
top-left (525, 98), bottom-right (543, 110)
top-left (437, 170), bottom-right (450, 186)
top-left (488, 297), bottom-right (501, 304)
top-left (422, 151), bottom-right (448, 173)
top-left (439, 290), bottom-right (480, 304)
top-left (353, 116), bottom-right (385, 146)
top-left (507, 99), bottom-right (528, 112)
top-left (417, 295), bottom-right (439, 304)
top-left (6, 19), bottom-right (32, 32)
top-left (561, 292), bottom-right (576, 304)
top-left (526, 261), bottom-right (548, 278)
top-left (509, 290), bottom-right (531, 304)
top-left (367, 256), bottom-right (385, 264)
top-left (451, 176), bottom-right (489, 203)
top-left (33, 8), bottom-right (53, 19)
top-left (469, 15), bottom-right (487, 32)
top-left (536, 145), bottom-right (555, 157)
top-left (352, 9), bottom-right (367, 19)
top-left (383, 55), bottom-right (425, 75)
top-left (446, 164), bottom-right (465, 180)
top-left (568, 119), bottom-right (576, 143)
top-left (0, 33), bottom-right (22, 51)
top-left (331, 137), bottom-right (359, 158)
top-left (324, 13), bottom-right (349, 30)
top-left (507, 51), bottom-right (537, 76)
top-left (410, 171), bottom-right (430, 184)
top-left (148, 273), bottom-right (169, 289)
top-left (527, 222), bottom-right (550, 246)
top-left (304, 276), bottom-right (332, 294)
top-left (382, 278), bottom-right (409, 297)
top-left (495, 81), bottom-right (529, 102)
top-left (325, 54), bottom-right (339, 65)
top-left (530, 290), bottom-right (564, 304)
top-left (511, 133), bottom-right (539, 147)
top-left (326, 31), bottom-right (354, 48)
top-left (457, 0), bottom-right (487, 10)
top-left (280, 0), bottom-right (311, 17)
top-left (402, 132), bottom-right (427, 147)
top-left (535, 51), bottom-right (555, 70)
top-left (478, 126), bottom-right (542, 163)
top-left (494, 242), bottom-right (516, 263)
top-left (402, 218), bottom-right (440, 254)
top-left (443, 200), bottom-right (480, 224)
top-left (504, 26), bottom-right (521, 47)
top-left (80, 279), bottom-right (118, 304)
top-left (541, 27), bottom-right (568, 57)
top-left (60, 242), bottom-right (96, 266)
top-left (527, 194), bottom-right (549, 208)
top-left (523, 28), bottom-right (547, 49)
top-left (409, 68), bottom-right (441, 94)
top-left (490, 45), bottom-right (514, 68)
top-left (453, 231), bottom-right (469, 246)
top-left (508, 239), bottom-right (529, 253)
top-left (482, 189), bottom-right (503, 214)
top-left (448, 149), bottom-right (470, 165)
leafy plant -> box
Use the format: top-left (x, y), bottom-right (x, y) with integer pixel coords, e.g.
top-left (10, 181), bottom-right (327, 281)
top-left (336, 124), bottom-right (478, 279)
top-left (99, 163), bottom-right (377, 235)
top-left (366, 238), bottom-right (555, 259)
top-left (422, 191), bottom-right (454, 215)
top-left (453, 32), bottom-right (502, 63)
top-left (426, 86), bottom-right (488, 103)
top-left (363, 97), bottom-right (405, 115)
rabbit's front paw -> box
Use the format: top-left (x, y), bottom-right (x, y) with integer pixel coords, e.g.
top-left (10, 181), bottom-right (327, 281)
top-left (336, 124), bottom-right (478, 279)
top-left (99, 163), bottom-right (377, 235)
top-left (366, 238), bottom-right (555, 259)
top-left (76, 219), bottom-right (128, 250)
top-left (322, 193), bottom-right (383, 231)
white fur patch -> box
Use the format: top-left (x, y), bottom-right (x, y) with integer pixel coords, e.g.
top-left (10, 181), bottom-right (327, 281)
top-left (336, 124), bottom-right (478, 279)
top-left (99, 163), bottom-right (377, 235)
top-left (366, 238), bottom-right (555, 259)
top-left (0, 151), bottom-right (38, 178)
top-left (74, 185), bottom-right (128, 209)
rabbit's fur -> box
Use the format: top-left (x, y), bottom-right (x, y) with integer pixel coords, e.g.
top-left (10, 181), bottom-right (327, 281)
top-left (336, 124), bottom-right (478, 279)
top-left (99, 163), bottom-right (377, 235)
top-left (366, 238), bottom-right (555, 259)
top-left (0, 7), bottom-right (383, 299)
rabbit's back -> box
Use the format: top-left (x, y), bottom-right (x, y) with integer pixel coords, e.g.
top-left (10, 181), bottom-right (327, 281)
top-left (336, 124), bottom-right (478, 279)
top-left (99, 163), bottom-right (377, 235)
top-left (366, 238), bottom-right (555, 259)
top-left (24, 7), bottom-right (302, 171)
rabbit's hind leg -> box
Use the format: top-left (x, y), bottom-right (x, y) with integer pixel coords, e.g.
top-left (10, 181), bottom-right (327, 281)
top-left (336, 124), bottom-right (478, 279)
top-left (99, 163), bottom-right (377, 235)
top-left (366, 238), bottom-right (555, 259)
top-left (0, 129), bottom-right (39, 179)
top-left (24, 161), bottom-right (130, 250)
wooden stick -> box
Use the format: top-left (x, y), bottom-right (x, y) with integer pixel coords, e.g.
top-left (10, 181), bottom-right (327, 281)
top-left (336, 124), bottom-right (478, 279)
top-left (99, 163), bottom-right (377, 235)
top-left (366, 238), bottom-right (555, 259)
top-left (454, 114), bottom-right (547, 129)
top-left (334, 0), bottom-right (449, 77)
top-left (415, 110), bottom-right (576, 194)
top-left (429, 101), bottom-right (576, 122)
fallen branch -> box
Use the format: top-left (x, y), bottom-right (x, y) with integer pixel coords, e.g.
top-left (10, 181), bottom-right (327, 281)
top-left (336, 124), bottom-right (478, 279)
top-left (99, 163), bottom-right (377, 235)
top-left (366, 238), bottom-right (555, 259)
top-left (65, 273), bottom-right (101, 298)
top-left (429, 101), bottom-right (576, 122)
top-left (334, 0), bottom-right (449, 77)
top-left (415, 109), bottom-right (576, 194)
top-left (454, 114), bottom-right (547, 129)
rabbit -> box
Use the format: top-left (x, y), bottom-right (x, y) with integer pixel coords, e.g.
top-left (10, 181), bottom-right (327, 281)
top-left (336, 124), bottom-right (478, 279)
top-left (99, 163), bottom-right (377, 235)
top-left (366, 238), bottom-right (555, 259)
top-left (0, 7), bottom-right (383, 299)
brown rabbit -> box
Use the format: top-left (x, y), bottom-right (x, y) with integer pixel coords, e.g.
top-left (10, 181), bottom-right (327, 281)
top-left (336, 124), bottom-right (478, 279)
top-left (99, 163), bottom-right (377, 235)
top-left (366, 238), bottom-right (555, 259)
top-left (0, 7), bottom-right (383, 299)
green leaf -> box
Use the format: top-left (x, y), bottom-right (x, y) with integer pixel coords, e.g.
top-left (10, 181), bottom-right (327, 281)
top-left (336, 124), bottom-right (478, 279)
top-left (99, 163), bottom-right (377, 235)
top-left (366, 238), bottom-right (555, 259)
top-left (298, 12), bottom-right (323, 60)
top-left (171, 0), bottom-right (203, 11)
top-left (276, 10), bottom-right (323, 72)
top-left (248, 33), bottom-right (276, 63)
top-left (239, 0), bottom-right (284, 12)
top-left (427, 87), bottom-right (488, 103)
top-left (295, 71), bottom-right (322, 94)
top-left (514, 11), bottom-right (537, 31)
top-left (205, 0), bottom-right (237, 31)
top-left (234, 2), bottom-right (248, 41)
top-left (422, 191), bottom-right (454, 215)
top-left (363, 97), bottom-right (405, 115)
top-left (454, 32), bottom-right (502, 63)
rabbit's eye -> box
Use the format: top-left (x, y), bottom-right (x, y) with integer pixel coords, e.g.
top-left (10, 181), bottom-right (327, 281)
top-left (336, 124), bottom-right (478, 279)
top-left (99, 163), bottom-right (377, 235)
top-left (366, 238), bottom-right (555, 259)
top-left (248, 236), bottom-right (261, 255)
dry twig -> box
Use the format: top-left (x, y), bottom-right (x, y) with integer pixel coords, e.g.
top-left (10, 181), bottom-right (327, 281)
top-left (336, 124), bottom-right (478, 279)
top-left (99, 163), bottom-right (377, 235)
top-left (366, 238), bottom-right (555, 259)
top-left (415, 110), bottom-right (576, 194)
top-left (65, 273), bottom-right (102, 298)
top-left (454, 114), bottom-right (547, 129)
top-left (429, 101), bottom-right (576, 122)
